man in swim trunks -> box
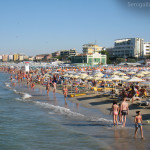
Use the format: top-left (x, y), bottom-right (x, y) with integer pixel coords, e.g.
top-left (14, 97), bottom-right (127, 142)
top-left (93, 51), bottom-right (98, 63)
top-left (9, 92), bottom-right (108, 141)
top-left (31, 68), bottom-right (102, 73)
top-left (120, 96), bottom-right (129, 127)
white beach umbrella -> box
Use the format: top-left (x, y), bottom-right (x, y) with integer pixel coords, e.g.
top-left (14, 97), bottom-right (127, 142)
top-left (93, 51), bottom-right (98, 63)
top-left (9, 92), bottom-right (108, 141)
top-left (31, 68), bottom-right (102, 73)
top-left (72, 75), bottom-right (80, 79)
top-left (136, 73), bottom-right (145, 77)
top-left (111, 76), bottom-right (125, 81)
top-left (94, 73), bottom-right (104, 77)
top-left (127, 71), bottom-right (136, 75)
top-left (125, 77), bottom-right (145, 82)
top-left (100, 78), bottom-right (112, 82)
top-left (80, 73), bottom-right (88, 78)
top-left (122, 76), bottom-right (130, 79)
top-left (85, 76), bottom-right (94, 80)
top-left (118, 72), bottom-right (126, 76)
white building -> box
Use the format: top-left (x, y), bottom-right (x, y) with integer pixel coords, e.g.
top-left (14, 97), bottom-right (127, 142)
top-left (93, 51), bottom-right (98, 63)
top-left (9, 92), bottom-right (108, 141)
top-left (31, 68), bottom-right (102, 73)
top-left (8, 54), bottom-right (13, 61)
top-left (144, 42), bottom-right (150, 56)
top-left (0, 55), bottom-right (3, 61)
top-left (71, 52), bottom-right (107, 65)
top-left (107, 38), bottom-right (144, 58)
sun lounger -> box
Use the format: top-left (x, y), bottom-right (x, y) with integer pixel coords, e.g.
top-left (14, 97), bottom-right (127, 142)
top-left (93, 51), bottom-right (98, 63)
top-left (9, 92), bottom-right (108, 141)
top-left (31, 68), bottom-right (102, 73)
top-left (138, 100), bottom-right (150, 106)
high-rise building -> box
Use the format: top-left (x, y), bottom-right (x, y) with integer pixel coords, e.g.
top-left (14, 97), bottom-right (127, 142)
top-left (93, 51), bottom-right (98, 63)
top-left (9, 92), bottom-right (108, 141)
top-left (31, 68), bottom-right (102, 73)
top-left (106, 38), bottom-right (144, 58)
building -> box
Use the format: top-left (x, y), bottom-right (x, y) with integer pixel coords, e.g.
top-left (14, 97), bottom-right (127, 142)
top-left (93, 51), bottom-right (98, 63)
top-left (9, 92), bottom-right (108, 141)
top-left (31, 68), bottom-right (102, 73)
top-left (28, 56), bottom-right (34, 61)
top-left (71, 53), bottom-right (107, 65)
top-left (60, 49), bottom-right (77, 60)
top-left (35, 54), bottom-right (45, 61)
top-left (82, 43), bottom-right (104, 54)
top-left (106, 38), bottom-right (144, 58)
top-left (52, 51), bottom-right (60, 57)
top-left (19, 55), bottom-right (24, 61)
top-left (0, 55), bottom-right (3, 61)
top-left (8, 54), bottom-right (13, 61)
top-left (13, 54), bottom-right (19, 61)
top-left (2, 55), bottom-right (8, 62)
top-left (43, 54), bottom-right (52, 61)
top-left (144, 42), bottom-right (150, 56)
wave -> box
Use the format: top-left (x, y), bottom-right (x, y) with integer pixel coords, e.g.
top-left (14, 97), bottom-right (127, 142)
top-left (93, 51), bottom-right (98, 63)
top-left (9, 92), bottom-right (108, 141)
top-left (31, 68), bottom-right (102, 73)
top-left (12, 89), bottom-right (32, 99)
top-left (34, 101), bottom-right (113, 123)
top-left (22, 93), bottom-right (32, 99)
top-left (5, 82), bottom-right (11, 88)
top-left (34, 101), bottom-right (85, 118)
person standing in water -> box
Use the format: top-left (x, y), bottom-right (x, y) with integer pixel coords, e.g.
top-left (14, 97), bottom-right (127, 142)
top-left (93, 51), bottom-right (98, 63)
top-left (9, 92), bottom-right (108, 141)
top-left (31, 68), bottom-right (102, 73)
top-left (112, 101), bottom-right (119, 126)
top-left (134, 111), bottom-right (144, 139)
top-left (46, 82), bottom-right (50, 95)
top-left (63, 86), bottom-right (68, 100)
top-left (53, 81), bottom-right (56, 96)
top-left (120, 96), bottom-right (129, 127)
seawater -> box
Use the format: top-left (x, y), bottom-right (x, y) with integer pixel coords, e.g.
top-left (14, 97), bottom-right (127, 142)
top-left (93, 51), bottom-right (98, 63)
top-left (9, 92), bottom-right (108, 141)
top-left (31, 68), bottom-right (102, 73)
top-left (0, 72), bottom-right (150, 150)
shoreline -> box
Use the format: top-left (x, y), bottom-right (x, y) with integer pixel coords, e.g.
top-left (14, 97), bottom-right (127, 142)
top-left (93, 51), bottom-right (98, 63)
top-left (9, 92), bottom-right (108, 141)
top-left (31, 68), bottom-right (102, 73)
top-left (32, 82), bottom-right (150, 127)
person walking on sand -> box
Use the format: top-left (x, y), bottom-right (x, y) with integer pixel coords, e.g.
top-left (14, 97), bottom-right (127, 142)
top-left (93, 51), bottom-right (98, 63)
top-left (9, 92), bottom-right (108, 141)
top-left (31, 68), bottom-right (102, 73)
top-left (134, 111), bottom-right (144, 139)
top-left (112, 101), bottom-right (119, 126)
top-left (120, 96), bottom-right (129, 127)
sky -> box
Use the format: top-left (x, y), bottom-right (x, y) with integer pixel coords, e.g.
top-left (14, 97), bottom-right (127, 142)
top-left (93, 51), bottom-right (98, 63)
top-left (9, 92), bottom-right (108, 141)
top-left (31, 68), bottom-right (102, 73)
top-left (0, 0), bottom-right (150, 56)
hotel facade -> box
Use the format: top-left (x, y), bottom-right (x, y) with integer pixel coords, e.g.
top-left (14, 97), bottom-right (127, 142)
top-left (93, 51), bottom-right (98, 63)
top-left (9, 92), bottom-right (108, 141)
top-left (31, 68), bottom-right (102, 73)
top-left (107, 38), bottom-right (144, 58)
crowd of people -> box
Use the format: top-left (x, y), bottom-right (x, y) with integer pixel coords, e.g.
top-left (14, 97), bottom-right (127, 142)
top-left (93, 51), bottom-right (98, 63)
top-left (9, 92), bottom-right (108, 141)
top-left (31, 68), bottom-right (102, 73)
top-left (1, 65), bottom-right (148, 139)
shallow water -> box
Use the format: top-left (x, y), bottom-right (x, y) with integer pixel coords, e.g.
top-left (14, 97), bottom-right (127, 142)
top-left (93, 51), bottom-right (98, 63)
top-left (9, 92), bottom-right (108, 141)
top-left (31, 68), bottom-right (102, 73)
top-left (0, 72), bottom-right (150, 150)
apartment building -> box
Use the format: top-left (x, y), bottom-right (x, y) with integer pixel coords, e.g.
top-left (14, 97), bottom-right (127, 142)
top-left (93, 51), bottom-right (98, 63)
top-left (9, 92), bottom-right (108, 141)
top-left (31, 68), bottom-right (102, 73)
top-left (144, 42), bottom-right (150, 56)
top-left (106, 38), bottom-right (144, 58)
top-left (83, 43), bottom-right (104, 54)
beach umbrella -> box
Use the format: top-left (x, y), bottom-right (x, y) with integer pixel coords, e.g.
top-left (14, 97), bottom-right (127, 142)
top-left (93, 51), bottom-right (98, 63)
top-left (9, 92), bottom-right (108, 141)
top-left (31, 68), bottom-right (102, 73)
top-left (63, 74), bottom-right (69, 77)
top-left (80, 73), bottom-right (88, 78)
top-left (122, 76), bottom-right (130, 79)
top-left (110, 75), bottom-right (120, 78)
top-left (112, 71), bottom-right (121, 75)
top-left (72, 75), bottom-right (80, 79)
top-left (94, 77), bottom-right (102, 81)
top-left (94, 73), bottom-right (104, 77)
top-left (125, 77), bottom-right (145, 82)
top-left (67, 74), bottom-right (74, 78)
top-left (127, 71), bottom-right (136, 75)
top-left (111, 76), bottom-right (125, 81)
top-left (100, 78), bottom-right (112, 82)
top-left (136, 73), bottom-right (145, 77)
top-left (118, 72), bottom-right (126, 76)
top-left (85, 76), bottom-right (94, 80)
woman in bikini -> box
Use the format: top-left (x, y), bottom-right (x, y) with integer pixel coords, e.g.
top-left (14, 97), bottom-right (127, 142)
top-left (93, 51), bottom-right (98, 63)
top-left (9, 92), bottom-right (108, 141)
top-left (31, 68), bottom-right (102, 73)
top-left (63, 86), bottom-right (68, 100)
top-left (112, 101), bottom-right (119, 126)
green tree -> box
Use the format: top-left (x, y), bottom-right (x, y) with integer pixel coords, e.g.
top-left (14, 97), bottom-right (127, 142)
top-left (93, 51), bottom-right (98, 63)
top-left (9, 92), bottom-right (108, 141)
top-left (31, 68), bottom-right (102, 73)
top-left (100, 50), bottom-right (111, 64)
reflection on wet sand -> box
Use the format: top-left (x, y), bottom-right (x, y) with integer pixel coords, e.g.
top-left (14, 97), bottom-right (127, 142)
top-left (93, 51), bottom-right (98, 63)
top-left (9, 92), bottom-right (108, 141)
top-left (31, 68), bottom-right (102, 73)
top-left (113, 128), bottom-right (146, 150)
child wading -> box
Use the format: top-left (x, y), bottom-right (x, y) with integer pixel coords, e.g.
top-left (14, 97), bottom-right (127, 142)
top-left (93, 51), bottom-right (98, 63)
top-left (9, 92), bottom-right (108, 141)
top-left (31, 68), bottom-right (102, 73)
top-left (134, 111), bottom-right (144, 139)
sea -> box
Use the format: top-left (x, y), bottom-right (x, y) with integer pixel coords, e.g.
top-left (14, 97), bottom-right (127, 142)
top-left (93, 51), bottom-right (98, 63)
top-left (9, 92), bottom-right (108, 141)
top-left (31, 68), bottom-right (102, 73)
top-left (0, 72), bottom-right (150, 150)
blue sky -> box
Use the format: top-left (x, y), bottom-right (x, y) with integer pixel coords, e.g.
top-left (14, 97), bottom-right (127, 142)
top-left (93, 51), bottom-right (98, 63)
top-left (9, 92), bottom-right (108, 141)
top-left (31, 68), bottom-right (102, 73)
top-left (0, 0), bottom-right (150, 55)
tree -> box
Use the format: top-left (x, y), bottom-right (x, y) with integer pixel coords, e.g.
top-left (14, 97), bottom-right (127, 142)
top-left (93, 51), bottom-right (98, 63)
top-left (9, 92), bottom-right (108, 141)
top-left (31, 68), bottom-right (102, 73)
top-left (99, 50), bottom-right (111, 64)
